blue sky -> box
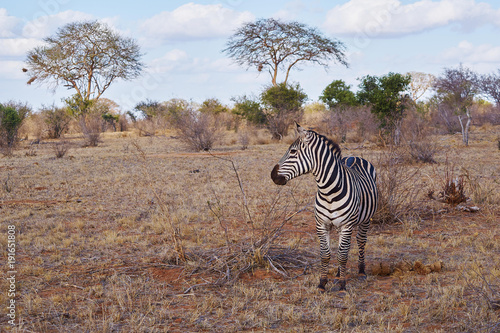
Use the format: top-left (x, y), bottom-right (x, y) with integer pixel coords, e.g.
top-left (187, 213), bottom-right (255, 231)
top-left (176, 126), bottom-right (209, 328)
top-left (1, 0), bottom-right (500, 111)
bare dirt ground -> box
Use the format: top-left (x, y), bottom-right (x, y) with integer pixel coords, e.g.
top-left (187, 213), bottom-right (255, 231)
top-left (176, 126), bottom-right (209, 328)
top-left (1, 127), bottom-right (499, 332)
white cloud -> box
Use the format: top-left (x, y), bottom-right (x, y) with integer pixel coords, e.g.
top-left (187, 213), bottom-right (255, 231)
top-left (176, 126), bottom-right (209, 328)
top-left (0, 38), bottom-right (44, 56)
top-left (441, 40), bottom-right (500, 64)
top-left (22, 10), bottom-right (95, 38)
top-left (323, 0), bottom-right (500, 37)
top-left (140, 3), bottom-right (254, 41)
top-left (149, 49), bottom-right (191, 73)
top-left (0, 8), bottom-right (22, 37)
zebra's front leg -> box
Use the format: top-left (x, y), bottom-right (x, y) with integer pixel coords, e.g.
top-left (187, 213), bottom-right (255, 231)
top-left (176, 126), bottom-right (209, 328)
top-left (337, 226), bottom-right (354, 291)
top-left (316, 224), bottom-right (330, 291)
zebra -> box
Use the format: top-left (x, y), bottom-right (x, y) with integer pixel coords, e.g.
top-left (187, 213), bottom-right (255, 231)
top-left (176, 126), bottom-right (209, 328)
top-left (271, 124), bottom-right (378, 291)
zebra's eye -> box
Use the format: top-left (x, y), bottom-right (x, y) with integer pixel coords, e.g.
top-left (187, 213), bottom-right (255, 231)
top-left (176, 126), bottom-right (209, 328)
top-left (289, 149), bottom-right (297, 155)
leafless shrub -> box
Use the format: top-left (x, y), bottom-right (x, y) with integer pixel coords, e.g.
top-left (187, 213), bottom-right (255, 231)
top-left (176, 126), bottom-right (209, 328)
top-left (372, 147), bottom-right (423, 224)
top-left (53, 140), bottom-right (69, 158)
top-left (79, 114), bottom-right (104, 147)
top-left (174, 109), bottom-right (223, 151)
top-left (408, 141), bottom-right (438, 164)
top-left (238, 130), bottom-right (250, 150)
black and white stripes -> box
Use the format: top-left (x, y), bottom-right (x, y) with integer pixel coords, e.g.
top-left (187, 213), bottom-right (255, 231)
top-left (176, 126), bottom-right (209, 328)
top-left (271, 124), bottom-right (378, 291)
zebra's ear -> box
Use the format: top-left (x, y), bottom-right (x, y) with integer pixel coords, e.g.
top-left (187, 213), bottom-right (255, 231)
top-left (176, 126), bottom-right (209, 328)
top-left (296, 123), bottom-right (306, 139)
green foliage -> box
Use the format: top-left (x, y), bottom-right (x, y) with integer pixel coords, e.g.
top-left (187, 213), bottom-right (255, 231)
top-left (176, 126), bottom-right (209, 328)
top-left (357, 72), bottom-right (411, 131)
top-left (320, 79), bottom-right (358, 109)
top-left (232, 95), bottom-right (266, 125)
top-left (64, 94), bottom-right (96, 118)
top-left (261, 82), bottom-right (307, 112)
top-left (0, 104), bottom-right (23, 149)
top-left (260, 83), bottom-right (307, 139)
top-left (134, 99), bottom-right (164, 120)
top-left (102, 113), bottom-right (120, 131)
top-left (199, 98), bottom-right (228, 115)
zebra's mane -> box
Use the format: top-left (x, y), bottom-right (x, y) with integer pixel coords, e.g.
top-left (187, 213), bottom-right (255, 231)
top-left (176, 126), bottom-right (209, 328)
top-left (307, 129), bottom-right (342, 158)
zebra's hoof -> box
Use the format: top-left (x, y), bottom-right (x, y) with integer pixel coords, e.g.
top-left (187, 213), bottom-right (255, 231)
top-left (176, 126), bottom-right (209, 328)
top-left (339, 280), bottom-right (346, 291)
top-left (317, 278), bottom-right (328, 292)
top-left (358, 274), bottom-right (367, 281)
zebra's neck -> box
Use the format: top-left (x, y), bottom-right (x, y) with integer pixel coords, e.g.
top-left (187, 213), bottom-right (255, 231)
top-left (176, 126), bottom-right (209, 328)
top-left (309, 133), bottom-right (345, 195)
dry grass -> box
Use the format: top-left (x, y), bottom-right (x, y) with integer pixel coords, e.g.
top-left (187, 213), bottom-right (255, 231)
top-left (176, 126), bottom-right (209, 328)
top-left (0, 127), bottom-right (499, 332)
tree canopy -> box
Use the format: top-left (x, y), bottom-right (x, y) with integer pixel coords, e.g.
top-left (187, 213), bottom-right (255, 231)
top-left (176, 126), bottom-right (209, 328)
top-left (433, 64), bottom-right (479, 146)
top-left (319, 79), bottom-right (358, 110)
top-left (223, 18), bottom-right (348, 86)
top-left (24, 20), bottom-right (143, 112)
top-left (261, 83), bottom-right (307, 139)
top-left (357, 72), bottom-right (411, 144)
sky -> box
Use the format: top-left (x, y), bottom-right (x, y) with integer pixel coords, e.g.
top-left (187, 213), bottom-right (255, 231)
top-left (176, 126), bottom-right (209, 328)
top-left (1, 0), bottom-right (500, 112)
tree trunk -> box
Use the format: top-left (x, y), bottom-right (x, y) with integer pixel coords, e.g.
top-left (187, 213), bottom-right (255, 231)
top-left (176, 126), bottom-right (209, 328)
top-left (458, 111), bottom-right (471, 146)
top-left (464, 109), bottom-right (471, 146)
top-left (458, 115), bottom-right (465, 143)
top-left (393, 119), bottom-right (402, 146)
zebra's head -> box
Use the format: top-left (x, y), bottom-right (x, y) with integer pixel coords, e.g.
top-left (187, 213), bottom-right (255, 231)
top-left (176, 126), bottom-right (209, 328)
top-left (271, 123), bottom-right (313, 186)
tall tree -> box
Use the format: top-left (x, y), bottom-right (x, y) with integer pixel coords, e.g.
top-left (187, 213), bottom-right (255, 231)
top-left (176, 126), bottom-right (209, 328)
top-left (24, 20), bottom-right (143, 114)
top-left (357, 72), bottom-right (411, 145)
top-left (433, 65), bottom-right (479, 146)
top-left (223, 18), bottom-right (348, 86)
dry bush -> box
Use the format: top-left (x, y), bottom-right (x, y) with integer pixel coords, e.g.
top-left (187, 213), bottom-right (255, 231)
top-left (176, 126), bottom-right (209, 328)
top-left (79, 114), bottom-right (104, 147)
top-left (187, 154), bottom-right (315, 285)
top-left (174, 110), bottom-right (224, 151)
top-left (372, 147), bottom-right (424, 224)
top-left (408, 141), bottom-right (438, 164)
top-left (53, 140), bottom-right (69, 158)
top-left (351, 106), bottom-right (379, 143)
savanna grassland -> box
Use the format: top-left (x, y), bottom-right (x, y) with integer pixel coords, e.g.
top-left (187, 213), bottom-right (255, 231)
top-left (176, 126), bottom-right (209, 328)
top-left (1, 126), bottom-right (499, 332)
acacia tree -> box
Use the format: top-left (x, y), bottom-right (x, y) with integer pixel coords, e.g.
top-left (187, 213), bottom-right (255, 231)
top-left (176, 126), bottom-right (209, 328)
top-left (433, 65), bottom-right (479, 146)
top-left (223, 18), bottom-right (348, 86)
top-left (24, 20), bottom-right (143, 115)
top-left (357, 72), bottom-right (411, 145)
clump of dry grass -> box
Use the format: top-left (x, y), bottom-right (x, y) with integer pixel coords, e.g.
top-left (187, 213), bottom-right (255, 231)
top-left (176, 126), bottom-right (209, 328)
top-left (408, 140), bottom-right (438, 164)
top-left (53, 140), bottom-right (69, 158)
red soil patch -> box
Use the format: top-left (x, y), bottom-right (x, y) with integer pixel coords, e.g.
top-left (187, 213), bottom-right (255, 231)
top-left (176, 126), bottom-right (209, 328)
top-left (148, 267), bottom-right (184, 283)
top-left (239, 268), bottom-right (285, 282)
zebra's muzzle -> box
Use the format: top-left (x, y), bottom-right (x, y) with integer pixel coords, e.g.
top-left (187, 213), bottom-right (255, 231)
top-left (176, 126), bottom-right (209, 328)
top-left (271, 164), bottom-right (287, 185)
